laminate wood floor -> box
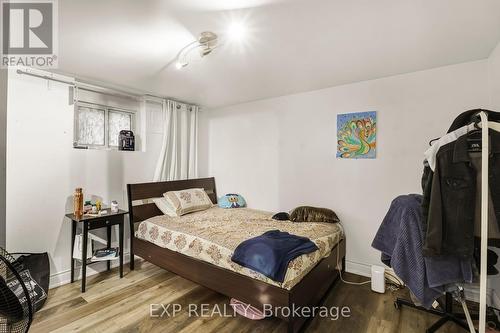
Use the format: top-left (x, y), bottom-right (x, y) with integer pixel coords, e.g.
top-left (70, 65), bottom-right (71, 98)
top-left (31, 260), bottom-right (467, 333)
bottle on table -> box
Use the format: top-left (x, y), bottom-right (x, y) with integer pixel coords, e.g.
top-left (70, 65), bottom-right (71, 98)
top-left (74, 188), bottom-right (84, 219)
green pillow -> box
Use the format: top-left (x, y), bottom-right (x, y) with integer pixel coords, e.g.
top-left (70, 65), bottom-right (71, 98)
top-left (290, 206), bottom-right (340, 223)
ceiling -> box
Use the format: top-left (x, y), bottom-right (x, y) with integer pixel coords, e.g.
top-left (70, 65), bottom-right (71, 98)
top-left (56, 0), bottom-right (500, 108)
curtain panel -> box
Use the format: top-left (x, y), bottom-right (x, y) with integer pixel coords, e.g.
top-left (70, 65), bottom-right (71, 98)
top-left (153, 100), bottom-right (199, 181)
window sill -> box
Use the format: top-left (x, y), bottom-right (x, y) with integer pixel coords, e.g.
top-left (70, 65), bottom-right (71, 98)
top-left (73, 146), bottom-right (142, 152)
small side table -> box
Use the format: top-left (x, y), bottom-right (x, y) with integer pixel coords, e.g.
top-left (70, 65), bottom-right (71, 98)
top-left (65, 209), bottom-right (128, 292)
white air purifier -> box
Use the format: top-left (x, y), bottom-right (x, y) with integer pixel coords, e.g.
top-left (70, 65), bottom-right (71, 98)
top-left (371, 265), bottom-right (385, 293)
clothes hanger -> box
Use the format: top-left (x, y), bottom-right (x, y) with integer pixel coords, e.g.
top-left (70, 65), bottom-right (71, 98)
top-left (428, 110), bottom-right (500, 147)
top-left (466, 113), bottom-right (484, 152)
top-left (429, 137), bottom-right (440, 146)
top-left (470, 110), bottom-right (500, 132)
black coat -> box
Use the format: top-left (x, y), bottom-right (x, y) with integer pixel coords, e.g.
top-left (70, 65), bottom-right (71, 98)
top-left (421, 110), bottom-right (500, 258)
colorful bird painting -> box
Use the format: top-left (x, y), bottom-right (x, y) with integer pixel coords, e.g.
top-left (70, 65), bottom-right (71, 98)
top-left (337, 111), bottom-right (377, 159)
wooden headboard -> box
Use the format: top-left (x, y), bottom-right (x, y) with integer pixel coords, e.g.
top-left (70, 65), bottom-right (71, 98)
top-left (127, 177), bottom-right (217, 233)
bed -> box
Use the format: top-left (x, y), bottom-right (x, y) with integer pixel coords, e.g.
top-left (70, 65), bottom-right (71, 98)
top-left (127, 177), bottom-right (346, 333)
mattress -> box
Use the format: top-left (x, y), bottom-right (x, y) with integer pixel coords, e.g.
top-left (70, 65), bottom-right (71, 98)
top-left (135, 206), bottom-right (344, 290)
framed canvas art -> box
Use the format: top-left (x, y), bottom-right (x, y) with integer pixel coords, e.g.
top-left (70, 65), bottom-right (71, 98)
top-left (337, 111), bottom-right (377, 159)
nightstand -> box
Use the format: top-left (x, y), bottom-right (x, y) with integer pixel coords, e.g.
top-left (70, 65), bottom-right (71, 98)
top-left (65, 209), bottom-right (127, 292)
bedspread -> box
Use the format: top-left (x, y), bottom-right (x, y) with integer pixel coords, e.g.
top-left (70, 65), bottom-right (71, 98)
top-left (136, 207), bottom-right (343, 289)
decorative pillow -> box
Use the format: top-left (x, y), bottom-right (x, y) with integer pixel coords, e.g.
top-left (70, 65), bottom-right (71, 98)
top-left (289, 206), bottom-right (340, 223)
top-left (152, 197), bottom-right (178, 217)
top-left (218, 194), bottom-right (246, 209)
top-left (163, 188), bottom-right (213, 216)
top-left (272, 212), bottom-right (290, 221)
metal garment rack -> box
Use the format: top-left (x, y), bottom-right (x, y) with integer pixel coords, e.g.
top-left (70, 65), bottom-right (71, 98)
top-left (478, 111), bottom-right (500, 333)
top-left (394, 111), bottom-right (500, 333)
top-left (395, 292), bottom-right (478, 332)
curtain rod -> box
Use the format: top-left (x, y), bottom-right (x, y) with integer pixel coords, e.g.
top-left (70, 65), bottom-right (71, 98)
top-left (15, 69), bottom-right (199, 107)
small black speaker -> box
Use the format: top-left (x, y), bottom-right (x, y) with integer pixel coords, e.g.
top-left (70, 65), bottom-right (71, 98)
top-left (118, 130), bottom-right (135, 151)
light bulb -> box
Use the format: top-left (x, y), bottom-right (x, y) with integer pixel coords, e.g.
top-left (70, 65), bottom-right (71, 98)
top-left (227, 22), bottom-right (246, 41)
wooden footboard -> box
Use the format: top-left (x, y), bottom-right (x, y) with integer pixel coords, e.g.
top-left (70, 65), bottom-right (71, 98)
top-left (133, 235), bottom-right (345, 333)
top-left (133, 237), bottom-right (290, 309)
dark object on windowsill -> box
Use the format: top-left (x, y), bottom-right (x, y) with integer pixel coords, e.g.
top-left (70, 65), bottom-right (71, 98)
top-left (290, 206), bottom-right (340, 223)
top-left (272, 212), bottom-right (290, 221)
top-left (119, 130), bottom-right (135, 151)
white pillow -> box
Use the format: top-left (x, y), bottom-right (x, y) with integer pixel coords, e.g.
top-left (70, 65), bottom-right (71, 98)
top-left (163, 188), bottom-right (213, 216)
top-left (152, 197), bottom-right (178, 217)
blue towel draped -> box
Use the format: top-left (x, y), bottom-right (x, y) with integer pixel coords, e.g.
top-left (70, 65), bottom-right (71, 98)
top-left (372, 194), bottom-right (472, 308)
top-left (231, 230), bottom-right (318, 282)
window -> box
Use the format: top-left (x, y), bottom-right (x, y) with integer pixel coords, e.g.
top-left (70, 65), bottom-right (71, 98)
top-left (108, 110), bottom-right (132, 147)
top-left (74, 102), bottom-right (135, 149)
top-left (77, 106), bottom-right (105, 146)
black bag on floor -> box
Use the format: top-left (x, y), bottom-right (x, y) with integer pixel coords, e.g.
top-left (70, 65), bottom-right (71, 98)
top-left (13, 252), bottom-right (50, 312)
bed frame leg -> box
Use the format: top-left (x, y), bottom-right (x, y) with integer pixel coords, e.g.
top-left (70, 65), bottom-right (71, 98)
top-left (129, 233), bottom-right (135, 270)
top-left (130, 242), bottom-right (135, 270)
top-left (287, 317), bottom-right (295, 333)
top-left (127, 184), bottom-right (135, 271)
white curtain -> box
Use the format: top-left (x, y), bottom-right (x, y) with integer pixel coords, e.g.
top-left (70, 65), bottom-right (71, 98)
top-left (153, 100), bottom-right (199, 181)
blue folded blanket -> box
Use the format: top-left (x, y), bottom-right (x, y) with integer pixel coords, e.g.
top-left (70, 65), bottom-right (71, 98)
top-left (231, 230), bottom-right (318, 283)
top-left (371, 194), bottom-right (472, 309)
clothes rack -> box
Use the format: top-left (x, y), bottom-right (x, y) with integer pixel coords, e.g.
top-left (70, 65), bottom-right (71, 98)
top-left (395, 291), bottom-right (476, 332)
top-left (394, 110), bottom-right (500, 333)
top-left (478, 111), bottom-right (500, 333)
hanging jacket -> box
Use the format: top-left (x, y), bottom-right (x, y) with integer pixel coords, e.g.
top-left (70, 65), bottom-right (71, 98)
top-left (422, 130), bottom-right (500, 257)
top-left (421, 109), bottom-right (500, 257)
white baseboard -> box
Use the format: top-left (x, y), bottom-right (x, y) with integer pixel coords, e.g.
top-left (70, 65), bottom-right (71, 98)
top-left (50, 256), bottom-right (500, 313)
top-left (49, 253), bottom-right (130, 289)
top-left (345, 260), bottom-right (372, 278)
top-left (51, 255), bottom-right (368, 288)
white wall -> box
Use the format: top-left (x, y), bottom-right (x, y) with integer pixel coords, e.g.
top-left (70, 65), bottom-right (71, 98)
top-left (6, 71), bottom-right (164, 287)
top-left (486, 40), bottom-right (500, 305)
top-left (489, 41), bottom-right (500, 110)
top-left (199, 60), bottom-right (490, 276)
top-left (0, 69), bottom-right (7, 248)
top-left (5, 56), bottom-right (497, 287)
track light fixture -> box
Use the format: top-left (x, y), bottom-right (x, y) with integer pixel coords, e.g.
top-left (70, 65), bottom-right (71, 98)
top-left (174, 31), bottom-right (218, 69)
